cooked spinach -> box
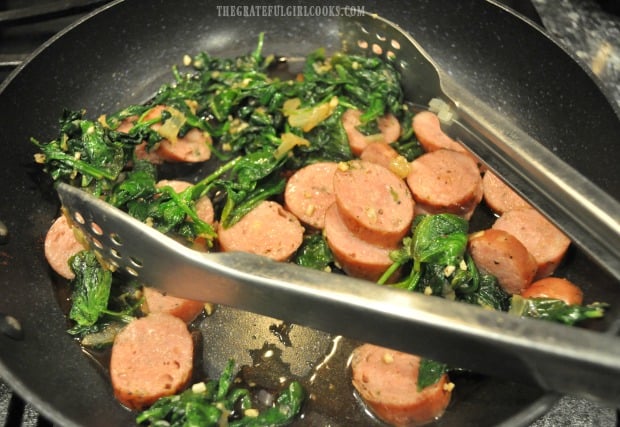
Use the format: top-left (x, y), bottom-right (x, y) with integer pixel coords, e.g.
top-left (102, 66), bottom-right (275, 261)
top-left (293, 233), bottom-right (334, 271)
top-left (417, 358), bottom-right (449, 392)
top-left (67, 251), bottom-right (113, 329)
top-left (509, 295), bottom-right (607, 325)
top-left (67, 251), bottom-right (141, 338)
top-left (379, 214), bottom-right (471, 294)
top-left (32, 110), bottom-right (142, 196)
top-left (136, 359), bottom-right (304, 427)
top-left (459, 270), bottom-right (511, 312)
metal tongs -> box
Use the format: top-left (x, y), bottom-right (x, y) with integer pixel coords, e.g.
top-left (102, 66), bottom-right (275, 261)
top-left (338, 12), bottom-right (620, 281)
top-left (58, 182), bottom-right (620, 407)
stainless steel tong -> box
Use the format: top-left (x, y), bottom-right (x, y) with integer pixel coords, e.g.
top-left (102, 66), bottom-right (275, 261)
top-left (338, 12), bottom-right (620, 281)
top-left (57, 182), bottom-right (620, 407)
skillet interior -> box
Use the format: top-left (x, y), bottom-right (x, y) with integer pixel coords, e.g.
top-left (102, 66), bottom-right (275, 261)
top-left (0, 1), bottom-right (619, 426)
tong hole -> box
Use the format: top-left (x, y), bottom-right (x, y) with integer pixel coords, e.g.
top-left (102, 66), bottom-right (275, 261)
top-left (110, 248), bottom-right (122, 260)
top-left (90, 222), bottom-right (103, 236)
top-left (91, 237), bottom-right (103, 250)
top-left (355, 38), bottom-right (397, 61)
top-left (108, 258), bottom-right (119, 270)
top-left (110, 233), bottom-right (123, 246)
top-left (125, 266), bottom-right (139, 277)
top-left (72, 212), bottom-right (85, 225)
top-left (129, 256), bottom-right (143, 269)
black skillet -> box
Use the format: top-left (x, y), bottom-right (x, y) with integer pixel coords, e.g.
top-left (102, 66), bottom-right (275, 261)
top-left (1, 1), bottom-right (619, 426)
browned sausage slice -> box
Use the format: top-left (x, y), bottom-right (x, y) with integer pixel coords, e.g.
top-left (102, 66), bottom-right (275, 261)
top-left (44, 214), bottom-right (86, 280)
top-left (145, 105), bottom-right (212, 163)
top-left (360, 142), bottom-right (398, 169)
top-left (157, 127), bottom-right (211, 163)
top-left (141, 287), bottom-right (205, 324)
top-left (360, 143), bottom-right (411, 179)
top-left (492, 208), bottom-right (571, 278)
top-left (284, 162), bottom-right (338, 229)
top-left (468, 229), bottom-right (538, 294)
top-left (134, 141), bottom-right (165, 164)
top-left (406, 149), bottom-right (483, 220)
top-left (115, 116), bottom-right (166, 165)
top-left (194, 196), bottom-right (215, 225)
top-left (351, 343), bottom-right (452, 427)
top-left (342, 109), bottom-right (401, 156)
top-left (323, 204), bottom-right (396, 282)
top-left (110, 313), bottom-right (194, 410)
top-left (333, 160), bottom-right (414, 248)
top-left (156, 179), bottom-right (192, 193)
top-left (521, 277), bottom-right (583, 305)
top-left (482, 170), bottom-right (531, 214)
top-left (217, 200), bottom-right (304, 261)
top-left (377, 113), bottom-right (401, 144)
top-left (412, 111), bottom-right (470, 155)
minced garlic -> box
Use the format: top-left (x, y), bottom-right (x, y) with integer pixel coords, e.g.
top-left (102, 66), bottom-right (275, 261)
top-left (443, 382), bottom-right (456, 392)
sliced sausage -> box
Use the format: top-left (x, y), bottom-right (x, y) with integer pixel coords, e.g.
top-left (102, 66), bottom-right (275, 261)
top-left (141, 287), bottom-right (205, 324)
top-left (333, 160), bottom-right (414, 248)
top-left (521, 277), bottom-right (584, 306)
top-left (351, 343), bottom-right (452, 427)
top-left (482, 170), bottom-right (531, 214)
top-left (217, 200), bottom-right (304, 262)
top-left (377, 113), bottom-right (401, 144)
top-left (156, 179), bottom-right (192, 193)
top-left (144, 105), bottom-right (211, 163)
top-left (157, 128), bottom-right (211, 162)
top-left (468, 229), bottom-right (538, 294)
top-left (134, 141), bottom-right (165, 164)
top-left (360, 142), bottom-right (398, 170)
top-left (44, 214), bottom-right (87, 280)
top-left (492, 208), bottom-right (570, 278)
top-left (115, 116), bottom-right (137, 133)
top-left (360, 142), bottom-right (411, 180)
top-left (110, 313), bottom-right (194, 410)
top-left (194, 196), bottom-right (215, 225)
top-left (342, 109), bottom-right (401, 156)
top-left (323, 204), bottom-right (396, 282)
top-left (284, 162), bottom-right (338, 229)
top-left (412, 111), bottom-right (470, 156)
top-left (115, 115), bottom-right (166, 164)
top-left (406, 149), bottom-right (483, 220)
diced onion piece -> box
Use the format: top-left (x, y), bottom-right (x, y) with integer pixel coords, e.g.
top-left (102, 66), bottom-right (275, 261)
top-left (363, 134), bottom-right (384, 143)
top-left (428, 97), bottom-right (456, 124)
top-left (184, 99), bottom-right (198, 115)
top-left (97, 114), bottom-right (109, 128)
top-left (388, 155), bottom-right (410, 179)
top-left (286, 96), bottom-right (339, 132)
top-left (274, 132), bottom-right (311, 160)
top-left (282, 98), bottom-right (302, 116)
top-left (191, 382), bottom-right (207, 393)
top-left (157, 106), bottom-right (187, 144)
